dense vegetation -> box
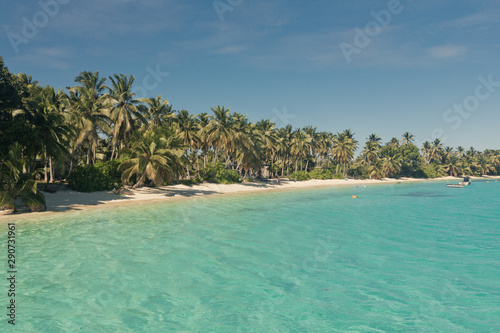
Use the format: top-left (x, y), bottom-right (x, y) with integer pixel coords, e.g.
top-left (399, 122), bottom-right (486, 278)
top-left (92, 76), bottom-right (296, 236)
top-left (1, 57), bottom-right (499, 211)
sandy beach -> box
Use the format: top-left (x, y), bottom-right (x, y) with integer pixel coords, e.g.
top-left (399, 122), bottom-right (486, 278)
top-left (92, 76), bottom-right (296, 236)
top-left (3, 175), bottom-right (499, 221)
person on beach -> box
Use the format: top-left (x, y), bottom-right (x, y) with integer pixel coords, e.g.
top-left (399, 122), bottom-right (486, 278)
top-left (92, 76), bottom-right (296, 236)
top-left (276, 175), bottom-right (280, 185)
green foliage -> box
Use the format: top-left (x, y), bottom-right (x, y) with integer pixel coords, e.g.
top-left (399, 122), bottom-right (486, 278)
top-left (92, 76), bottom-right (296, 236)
top-left (200, 162), bottom-right (241, 184)
top-left (349, 165), bottom-right (370, 179)
top-left (309, 168), bottom-right (333, 180)
top-left (289, 170), bottom-right (311, 181)
top-left (95, 160), bottom-right (122, 185)
top-left (332, 173), bottom-right (344, 179)
top-left (422, 163), bottom-right (446, 179)
top-left (67, 162), bottom-right (121, 192)
top-left (0, 145), bottom-right (46, 212)
top-left (0, 58), bottom-right (26, 159)
top-left (399, 144), bottom-right (423, 177)
top-left (180, 178), bottom-right (203, 186)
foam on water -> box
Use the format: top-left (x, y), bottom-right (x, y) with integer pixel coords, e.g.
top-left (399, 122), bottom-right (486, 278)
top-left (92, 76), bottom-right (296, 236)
top-left (4, 180), bottom-right (500, 332)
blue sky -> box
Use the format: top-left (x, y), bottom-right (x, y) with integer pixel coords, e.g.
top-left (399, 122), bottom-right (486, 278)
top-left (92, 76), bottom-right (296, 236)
top-left (1, 0), bottom-right (499, 150)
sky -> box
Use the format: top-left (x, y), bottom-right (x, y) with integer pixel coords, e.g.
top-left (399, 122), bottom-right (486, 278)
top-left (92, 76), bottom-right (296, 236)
top-left (1, 0), bottom-right (499, 150)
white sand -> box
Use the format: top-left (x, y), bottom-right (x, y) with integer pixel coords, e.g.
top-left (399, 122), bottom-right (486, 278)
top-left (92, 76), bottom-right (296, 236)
top-left (2, 176), bottom-right (498, 221)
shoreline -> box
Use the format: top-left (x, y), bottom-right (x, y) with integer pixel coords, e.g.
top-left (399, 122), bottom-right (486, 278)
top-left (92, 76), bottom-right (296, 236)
top-left (2, 176), bottom-right (499, 221)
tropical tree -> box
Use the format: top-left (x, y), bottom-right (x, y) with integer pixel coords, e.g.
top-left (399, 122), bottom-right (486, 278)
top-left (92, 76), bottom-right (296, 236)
top-left (400, 132), bottom-right (415, 145)
top-left (118, 130), bottom-right (187, 188)
top-left (69, 71), bottom-right (111, 165)
top-left (106, 74), bottom-right (147, 159)
top-left (0, 145), bottom-right (46, 213)
top-left (332, 130), bottom-right (356, 176)
top-left (138, 95), bottom-right (173, 129)
top-left (443, 156), bottom-right (461, 176)
top-left (205, 106), bottom-right (235, 165)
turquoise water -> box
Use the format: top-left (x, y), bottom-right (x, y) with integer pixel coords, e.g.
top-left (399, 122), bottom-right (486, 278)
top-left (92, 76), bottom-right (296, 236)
top-left (2, 180), bottom-right (500, 332)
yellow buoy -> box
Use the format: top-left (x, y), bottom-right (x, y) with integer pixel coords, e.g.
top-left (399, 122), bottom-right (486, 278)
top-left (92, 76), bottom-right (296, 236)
top-left (352, 195), bottom-right (358, 199)
top-left (487, 181), bottom-right (490, 183)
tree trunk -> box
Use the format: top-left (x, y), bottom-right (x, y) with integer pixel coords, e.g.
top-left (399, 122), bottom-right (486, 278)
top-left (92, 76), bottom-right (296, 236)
top-left (133, 172), bottom-right (147, 189)
top-left (44, 149), bottom-right (48, 182)
top-left (86, 144), bottom-right (91, 165)
top-left (49, 157), bottom-right (54, 183)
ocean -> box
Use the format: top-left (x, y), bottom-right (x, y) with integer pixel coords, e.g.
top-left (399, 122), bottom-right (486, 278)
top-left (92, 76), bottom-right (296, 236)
top-left (4, 180), bottom-right (500, 332)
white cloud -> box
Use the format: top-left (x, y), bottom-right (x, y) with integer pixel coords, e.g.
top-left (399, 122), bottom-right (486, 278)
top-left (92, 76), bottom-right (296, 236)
top-left (426, 45), bottom-right (467, 59)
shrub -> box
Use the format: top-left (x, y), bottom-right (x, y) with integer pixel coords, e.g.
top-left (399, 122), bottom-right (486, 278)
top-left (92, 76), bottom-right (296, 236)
top-left (200, 162), bottom-right (241, 184)
top-left (289, 171), bottom-right (311, 181)
top-left (95, 160), bottom-right (122, 185)
top-left (67, 161), bottom-right (122, 192)
top-left (332, 173), bottom-right (344, 179)
top-left (422, 164), bottom-right (446, 179)
top-left (309, 168), bottom-right (333, 180)
top-left (180, 178), bottom-right (203, 186)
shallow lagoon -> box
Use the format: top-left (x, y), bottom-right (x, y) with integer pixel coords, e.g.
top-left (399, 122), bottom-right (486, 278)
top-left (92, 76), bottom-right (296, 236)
top-left (5, 180), bottom-right (500, 332)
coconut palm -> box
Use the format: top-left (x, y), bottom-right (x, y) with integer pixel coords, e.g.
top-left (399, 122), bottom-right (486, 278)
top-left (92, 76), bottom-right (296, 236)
top-left (138, 95), bottom-right (173, 129)
top-left (205, 106), bottom-right (235, 165)
top-left (430, 139), bottom-right (444, 163)
top-left (369, 159), bottom-right (385, 180)
top-left (332, 131), bottom-right (356, 176)
top-left (367, 133), bottom-right (382, 149)
top-left (443, 156), bottom-right (461, 176)
top-left (0, 145), bottom-right (46, 213)
top-left (290, 128), bottom-right (312, 172)
top-left (401, 132), bottom-right (415, 145)
top-left (382, 154), bottom-right (402, 177)
top-left (69, 71), bottom-right (111, 165)
top-left (118, 131), bottom-right (187, 188)
top-left (174, 110), bottom-right (201, 177)
top-left (18, 85), bottom-right (70, 182)
top-left (106, 74), bottom-right (147, 159)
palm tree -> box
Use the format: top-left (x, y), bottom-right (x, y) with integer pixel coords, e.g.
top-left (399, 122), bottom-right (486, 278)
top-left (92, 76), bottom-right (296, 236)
top-left (430, 139), bottom-right (444, 163)
top-left (69, 71), bottom-right (111, 165)
top-left (422, 141), bottom-right (432, 164)
top-left (303, 126), bottom-right (318, 172)
top-left (443, 156), bottom-right (461, 176)
top-left (18, 85), bottom-right (71, 182)
top-left (0, 145), bottom-right (46, 212)
top-left (362, 141), bottom-right (379, 166)
top-left (367, 133), bottom-right (382, 149)
top-left (369, 159), bottom-right (385, 180)
top-left (205, 106), bottom-right (235, 165)
top-left (382, 155), bottom-right (402, 177)
top-left (401, 132), bottom-right (415, 145)
top-left (290, 128), bottom-right (311, 172)
top-left (388, 137), bottom-right (399, 147)
top-left (138, 95), bottom-right (174, 129)
top-left (196, 112), bottom-right (211, 169)
top-left (106, 74), bottom-right (147, 159)
top-left (118, 131), bottom-right (187, 188)
top-left (174, 110), bottom-right (201, 177)
top-left (332, 131), bottom-right (356, 176)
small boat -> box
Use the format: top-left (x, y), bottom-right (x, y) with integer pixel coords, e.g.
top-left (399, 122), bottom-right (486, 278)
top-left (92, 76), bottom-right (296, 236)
top-left (446, 184), bottom-right (464, 188)
top-left (459, 176), bottom-right (471, 186)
